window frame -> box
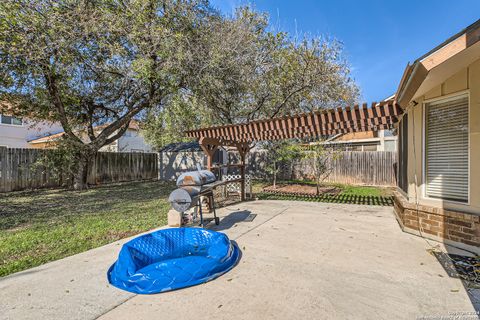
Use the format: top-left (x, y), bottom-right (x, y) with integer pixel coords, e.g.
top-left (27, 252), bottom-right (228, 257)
top-left (0, 114), bottom-right (23, 126)
top-left (422, 90), bottom-right (470, 205)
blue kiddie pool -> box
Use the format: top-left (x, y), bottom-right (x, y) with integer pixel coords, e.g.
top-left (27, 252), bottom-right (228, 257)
top-left (107, 228), bottom-right (240, 294)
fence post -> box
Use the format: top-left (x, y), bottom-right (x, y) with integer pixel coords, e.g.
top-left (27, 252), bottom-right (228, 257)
top-left (158, 152), bottom-right (163, 180)
top-left (0, 147), bottom-right (7, 192)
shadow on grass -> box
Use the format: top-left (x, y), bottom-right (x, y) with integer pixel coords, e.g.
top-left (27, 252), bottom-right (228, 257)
top-left (257, 192), bottom-right (394, 206)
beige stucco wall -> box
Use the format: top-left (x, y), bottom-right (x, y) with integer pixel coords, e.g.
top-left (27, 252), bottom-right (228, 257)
top-left (335, 131), bottom-right (376, 141)
top-left (403, 58), bottom-right (480, 214)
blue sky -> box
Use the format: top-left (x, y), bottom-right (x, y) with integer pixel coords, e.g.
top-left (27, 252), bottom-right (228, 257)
top-left (210, 0), bottom-right (480, 102)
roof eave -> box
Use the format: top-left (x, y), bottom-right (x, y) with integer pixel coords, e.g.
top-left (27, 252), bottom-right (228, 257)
top-left (395, 19), bottom-right (480, 109)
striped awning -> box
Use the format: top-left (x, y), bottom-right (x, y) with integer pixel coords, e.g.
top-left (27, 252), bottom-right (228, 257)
top-left (185, 101), bottom-right (402, 143)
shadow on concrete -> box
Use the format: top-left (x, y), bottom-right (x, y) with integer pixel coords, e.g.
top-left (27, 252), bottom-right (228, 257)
top-left (208, 210), bottom-right (252, 232)
top-left (439, 246), bottom-right (480, 312)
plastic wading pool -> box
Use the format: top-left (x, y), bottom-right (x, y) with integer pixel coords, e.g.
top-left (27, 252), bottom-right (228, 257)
top-left (107, 228), bottom-right (240, 294)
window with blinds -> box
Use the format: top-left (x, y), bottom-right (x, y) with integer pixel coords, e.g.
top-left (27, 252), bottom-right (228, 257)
top-left (425, 94), bottom-right (469, 203)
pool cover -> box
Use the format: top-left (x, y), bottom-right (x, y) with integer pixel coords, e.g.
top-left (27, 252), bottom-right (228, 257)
top-left (107, 228), bottom-right (240, 294)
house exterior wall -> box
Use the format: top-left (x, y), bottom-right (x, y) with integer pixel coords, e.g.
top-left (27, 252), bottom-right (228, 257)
top-left (158, 151), bottom-right (205, 180)
top-left (393, 58), bottom-right (480, 252)
top-left (99, 141), bottom-right (118, 152)
top-left (27, 127), bottom-right (153, 152)
top-left (117, 129), bottom-right (153, 152)
top-left (0, 120), bottom-right (63, 148)
top-left (393, 190), bottom-right (480, 254)
top-left (326, 130), bottom-right (397, 152)
top-left (400, 58), bottom-right (480, 215)
top-left (335, 131), bottom-right (376, 141)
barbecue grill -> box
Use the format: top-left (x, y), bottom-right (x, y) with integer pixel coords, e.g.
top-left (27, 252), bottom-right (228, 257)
top-left (168, 168), bottom-right (222, 226)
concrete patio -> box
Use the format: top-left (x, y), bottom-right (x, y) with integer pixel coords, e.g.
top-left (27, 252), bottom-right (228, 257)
top-left (1, 200), bottom-right (478, 320)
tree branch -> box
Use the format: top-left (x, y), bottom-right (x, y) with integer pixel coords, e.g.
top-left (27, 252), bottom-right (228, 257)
top-left (41, 64), bottom-right (83, 146)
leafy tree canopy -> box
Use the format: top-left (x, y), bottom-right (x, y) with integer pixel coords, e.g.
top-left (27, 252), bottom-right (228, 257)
top-left (144, 6), bottom-right (360, 148)
top-left (0, 0), bottom-right (215, 188)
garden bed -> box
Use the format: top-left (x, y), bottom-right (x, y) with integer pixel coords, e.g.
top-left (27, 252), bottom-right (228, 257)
top-left (258, 181), bottom-right (394, 207)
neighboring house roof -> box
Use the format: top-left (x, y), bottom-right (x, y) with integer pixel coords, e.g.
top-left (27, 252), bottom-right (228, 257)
top-left (27, 120), bottom-right (141, 144)
top-left (0, 100), bottom-right (14, 111)
top-left (94, 120), bottom-right (141, 131)
top-left (320, 130), bottom-right (396, 146)
top-left (396, 19), bottom-right (480, 108)
top-left (160, 141), bottom-right (201, 152)
top-left (28, 132), bottom-right (65, 144)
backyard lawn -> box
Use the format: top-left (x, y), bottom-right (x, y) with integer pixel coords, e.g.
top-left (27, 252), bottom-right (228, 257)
top-left (0, 179), bottom-right (391, 277)
top-left (0, 181), bottom-right (175, 277)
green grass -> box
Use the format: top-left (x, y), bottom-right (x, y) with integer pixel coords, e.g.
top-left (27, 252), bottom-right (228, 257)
top-left (253, 180), bottom-right (393, 206)
top-left (0, 178), bottom-right (392, 277)
top-left (330, 184), bottom-right (391, 197)
top-left (0, 180), bottom-right (175, 277)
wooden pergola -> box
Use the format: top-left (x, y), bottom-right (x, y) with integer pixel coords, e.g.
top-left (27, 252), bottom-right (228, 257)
top-left (185, 101), bottom-right (402, 200)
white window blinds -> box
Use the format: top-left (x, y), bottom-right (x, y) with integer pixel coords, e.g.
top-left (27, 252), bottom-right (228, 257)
top-left (425, 95), bottom-right (469, 203)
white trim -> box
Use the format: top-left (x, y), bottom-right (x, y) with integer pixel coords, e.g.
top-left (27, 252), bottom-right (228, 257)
top-left (423, 89), bottom-right (470, 104)
top-left (0, 122), bottom-right (24, 127)
top-left (421, 90), bottom-right (470, 205)
top-left (0, 114), bottom-right (23, 127)
top-left (322, 136), bottom-right (397, 145)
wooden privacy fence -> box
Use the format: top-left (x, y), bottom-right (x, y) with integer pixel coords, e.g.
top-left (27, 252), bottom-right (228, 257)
top-left (0, 147), bottom-right (158, 192)
top-left (1, 147), bottom-right (397, 192)
top-left (290, 151), bottom-right (397, 186)
top-left (160, 150), bottom-right (398, 187)
top-left (325, 151), bottom-right (396, 186)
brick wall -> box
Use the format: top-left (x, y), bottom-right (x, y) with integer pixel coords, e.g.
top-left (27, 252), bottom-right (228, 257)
top-left (393, 191), bottom-right (480, 249)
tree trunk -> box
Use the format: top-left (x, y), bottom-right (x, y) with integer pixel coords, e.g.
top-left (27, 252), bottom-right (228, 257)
top-left (290, 161), bottom-right (294, 180)
top-left (73, 150), bottom-right (94, 190)
top-left (273, 161), bottom-right (277, 188)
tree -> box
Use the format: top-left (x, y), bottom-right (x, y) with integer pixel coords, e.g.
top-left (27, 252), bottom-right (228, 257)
top-left (0, 0), bottom-right (214, 189)
top-left (142, 92), bottom-right (212, 149)
top-left (190, 7), bottom-right (359, 123)
top-left (265, 141), bottom-right (300, 188)
top-left (302, 142), bottom-right (341, 195)
top-left (142, 6), bottom-right (359, 149)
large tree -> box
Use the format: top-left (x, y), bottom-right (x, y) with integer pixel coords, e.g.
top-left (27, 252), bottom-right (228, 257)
top-left (194, 7), bottom-right (360, 122)
top-left (0, 0), bottom-right (213, 189)
top-left (144, 7), bottom-right (360, 148)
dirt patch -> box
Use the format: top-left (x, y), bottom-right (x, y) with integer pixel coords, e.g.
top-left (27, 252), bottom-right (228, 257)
top-left (263, 184), bottom-right (341, 196)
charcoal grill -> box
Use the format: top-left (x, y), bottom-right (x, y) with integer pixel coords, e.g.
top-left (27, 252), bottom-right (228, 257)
top-left (168, 168), bottom-right (223, 226)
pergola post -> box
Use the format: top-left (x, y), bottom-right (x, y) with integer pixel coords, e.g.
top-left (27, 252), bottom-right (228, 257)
top-left (199, 137), bottom-right (219, 171)
top-left (236, 142), bottom-right (250, 201)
